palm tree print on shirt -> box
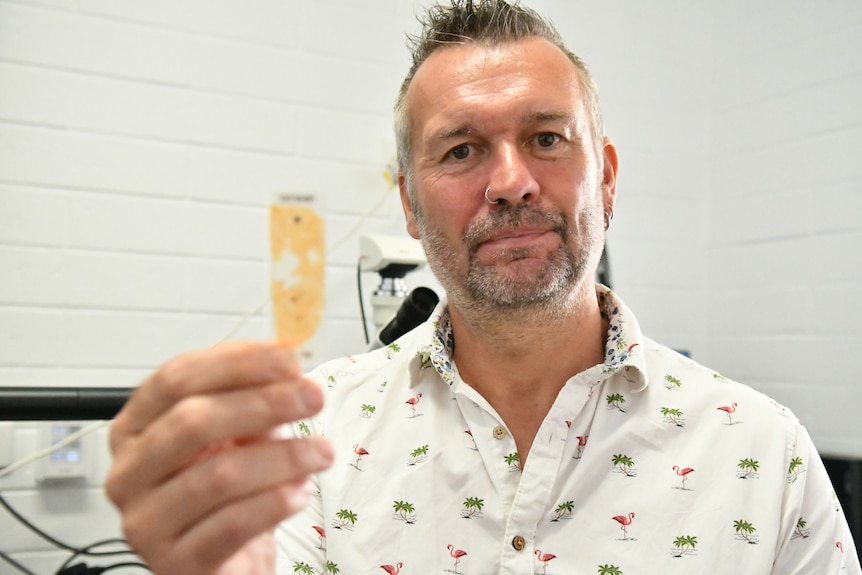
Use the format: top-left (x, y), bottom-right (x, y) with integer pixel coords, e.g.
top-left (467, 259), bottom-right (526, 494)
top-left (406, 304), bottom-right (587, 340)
top-left (660, 407), bottom-right (685, 428)
top-left (407, 445), bottom-right (429, 465)
top-left (598, 565), bottom-right (623, 575)
top-left (733, 519), bottom-right (759, 544)
top-left (293, 562), bottom-right (314, 574)
top-left (505, 452), bottom-right (521, 472)
top-left (461, 496), bottom-right (484, 518)
top-left (612, 453), bottom-right (636, 477)
top-left (385, 342), bottom-right (400, 359)
top-left (793, 517), bottom-right (811, 539)
top-left (333, 508), bottom-right (358, 530)
top-left (671, 535), bottom-right (698, 557)
top-left (325, 561), bottom-right (340, 574)
top-left (664, 374), bottom-right (682, 390)
top-left (551, 500), bottom-right (575, 522)
top-left (298, 422), bottom-right (311, 437)
top-left (393, 500), bottom-right (417, 524)
top-left (737, 458), bottom-right (760, 479)
top-left (788, 456), bottom-right (805, 484)
top-left (360, 404), bottom-right (376, 418)
top-left (606, 393), bottom-right (628, 413)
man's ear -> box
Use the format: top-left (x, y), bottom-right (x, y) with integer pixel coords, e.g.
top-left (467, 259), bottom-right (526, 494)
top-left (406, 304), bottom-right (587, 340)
top-left (601, 136), bottom-right (619, 211)
top-left (399, 173), bottom-right (420, 239)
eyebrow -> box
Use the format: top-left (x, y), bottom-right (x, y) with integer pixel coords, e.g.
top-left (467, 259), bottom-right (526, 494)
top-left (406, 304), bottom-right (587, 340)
top-left (429, 110), bottom-right (579, 143)
top-left (432, 124), bottom-right (475, 143)
top-left (528, 110), bottom-right (573, 123)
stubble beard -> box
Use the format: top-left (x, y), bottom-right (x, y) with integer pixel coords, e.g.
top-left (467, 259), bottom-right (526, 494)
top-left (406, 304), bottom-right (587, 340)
top-left (416, 201), bottom-right (603, 327)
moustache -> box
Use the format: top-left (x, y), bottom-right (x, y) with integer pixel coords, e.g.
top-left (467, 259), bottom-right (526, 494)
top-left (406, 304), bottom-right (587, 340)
top-left (465, 204), bottom-right (568, 253)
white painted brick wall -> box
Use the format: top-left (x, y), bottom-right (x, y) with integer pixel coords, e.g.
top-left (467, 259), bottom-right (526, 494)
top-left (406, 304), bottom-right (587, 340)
top-left (1, 0), bottom-right (859, 570)
top-left (707, 1), bottom-right (862, 458)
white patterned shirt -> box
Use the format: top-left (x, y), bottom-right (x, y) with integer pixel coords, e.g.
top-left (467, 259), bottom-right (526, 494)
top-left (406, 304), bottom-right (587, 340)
top-left (276, 286), bottom-right (860, 575)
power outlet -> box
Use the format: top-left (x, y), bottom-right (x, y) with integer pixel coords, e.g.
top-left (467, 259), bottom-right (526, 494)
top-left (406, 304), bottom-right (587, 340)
top-left (36, 422), bottom-right (87, 483)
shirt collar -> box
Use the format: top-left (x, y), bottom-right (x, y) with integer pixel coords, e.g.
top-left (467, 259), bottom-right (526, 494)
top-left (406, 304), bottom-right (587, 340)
top-left (414, 285), bottom-right (649, 391)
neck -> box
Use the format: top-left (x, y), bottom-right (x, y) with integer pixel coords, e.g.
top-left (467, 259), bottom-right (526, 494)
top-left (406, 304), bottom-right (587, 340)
top-left (450, 283), bottom-right (608, 463)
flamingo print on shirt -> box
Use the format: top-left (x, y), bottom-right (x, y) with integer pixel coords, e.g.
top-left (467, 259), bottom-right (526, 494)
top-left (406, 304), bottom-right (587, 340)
top-left (672, 465), bottom-right (695, 490)
top-left (574, 435), bottom-right (588, 459)
top-left (406, 393), bottom-right (423, 417)
top-left (717, 402), bottom-right (739, 424)
top-left (535, 549), bottom-right (556, 574)
top-left (352, 444), bottom-right (369, 471)
top-left (311, 525), bottom-right (325, 550)
top-left (612, 512), bottom-right (636, 540)
top-left (447, 544), bottom-right (467, 573)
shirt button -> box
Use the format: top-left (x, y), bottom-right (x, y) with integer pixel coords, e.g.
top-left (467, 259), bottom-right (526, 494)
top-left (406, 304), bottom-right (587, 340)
top-left (493, 425), bottom-right (507, 439)
top-left (512, 535), bottom-right (526, 551)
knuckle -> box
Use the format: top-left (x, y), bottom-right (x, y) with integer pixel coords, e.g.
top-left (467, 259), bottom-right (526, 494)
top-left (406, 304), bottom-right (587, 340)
top-left (170, 398), bottom-right (214, 444)
top-left (152, 355), bottom-right (196, 403)
top-left (202, 455), bottom-right (243, 498)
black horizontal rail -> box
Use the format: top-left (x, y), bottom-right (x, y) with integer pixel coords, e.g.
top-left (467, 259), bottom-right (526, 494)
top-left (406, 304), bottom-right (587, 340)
top-left (0, 388), bottom-right (133, 421)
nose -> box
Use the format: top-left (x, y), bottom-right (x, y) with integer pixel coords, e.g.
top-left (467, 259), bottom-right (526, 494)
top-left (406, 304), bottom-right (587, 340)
top-left (484, 143), bottom-right (540, 205)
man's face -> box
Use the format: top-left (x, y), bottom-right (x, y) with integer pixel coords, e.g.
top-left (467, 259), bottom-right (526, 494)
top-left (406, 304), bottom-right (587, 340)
top-left (400, 38), bottom-right (616, 316)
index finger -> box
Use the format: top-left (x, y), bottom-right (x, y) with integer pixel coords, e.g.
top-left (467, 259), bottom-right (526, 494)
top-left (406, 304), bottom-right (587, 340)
top-left (111, 341), bottom-right (302, 449)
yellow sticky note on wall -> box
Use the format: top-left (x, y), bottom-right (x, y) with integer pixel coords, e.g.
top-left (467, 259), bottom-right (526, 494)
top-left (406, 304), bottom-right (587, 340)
top-left (269, 192), bottom-right (325, 351)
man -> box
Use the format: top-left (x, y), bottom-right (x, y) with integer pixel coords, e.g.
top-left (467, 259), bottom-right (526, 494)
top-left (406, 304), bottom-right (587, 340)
top-left (106, 1), bottom-right (860, 574)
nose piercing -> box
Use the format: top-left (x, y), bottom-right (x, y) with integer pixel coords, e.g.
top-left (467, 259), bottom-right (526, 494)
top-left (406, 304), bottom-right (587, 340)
top-left (485, 186), bottom-right (500, 205)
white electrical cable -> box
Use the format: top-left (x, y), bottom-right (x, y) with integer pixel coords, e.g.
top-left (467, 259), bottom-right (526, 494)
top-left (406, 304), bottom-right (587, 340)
top-left (0, 420), bottom-right (109, 480)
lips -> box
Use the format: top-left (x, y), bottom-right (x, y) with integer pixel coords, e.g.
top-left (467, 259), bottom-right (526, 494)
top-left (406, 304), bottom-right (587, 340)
top-left (466, 206), bottom-right (566, 255)
top-left (481, 228), bottom-right (551, 248)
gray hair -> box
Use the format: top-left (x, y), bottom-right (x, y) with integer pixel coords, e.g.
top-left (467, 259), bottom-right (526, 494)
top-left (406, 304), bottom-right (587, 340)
top-left (394, 0), bottom-right (604, 198)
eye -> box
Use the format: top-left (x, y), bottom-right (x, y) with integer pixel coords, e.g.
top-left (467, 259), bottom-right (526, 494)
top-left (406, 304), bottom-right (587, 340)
top-left (536, 133), bottom-right (561, 148)
top-left (447, 144), bottom-right (471, 160)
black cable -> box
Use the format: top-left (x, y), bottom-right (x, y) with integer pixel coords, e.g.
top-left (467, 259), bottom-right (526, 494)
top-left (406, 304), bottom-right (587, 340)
top-left (100, 562), bottom-right (150, 573)
top-left (56, 539), bottom-right (134, 573)
top-left (0, 546), bottom-right (37, 575)
top-left (357, 257), bottom-right (370, 344)
top-left (0, 492), bottom-right (143, 572)
top-left (0, 492), bottom-right (79, 552)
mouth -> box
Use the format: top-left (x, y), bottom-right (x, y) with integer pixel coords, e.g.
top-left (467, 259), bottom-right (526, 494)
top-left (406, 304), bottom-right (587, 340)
top-left (466, 206), bottom-right (567, 259)
top-left (480, 228), bottom-right (552, 250)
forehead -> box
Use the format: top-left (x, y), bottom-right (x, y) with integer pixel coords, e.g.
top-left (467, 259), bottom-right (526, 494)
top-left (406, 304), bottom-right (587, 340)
top-left (406, 37), bottom-right (586, 138)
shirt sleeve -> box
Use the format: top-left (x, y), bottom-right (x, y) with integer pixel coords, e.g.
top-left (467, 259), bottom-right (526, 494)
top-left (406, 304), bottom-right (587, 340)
top-left (771, 422), bottom-right (861, 574)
